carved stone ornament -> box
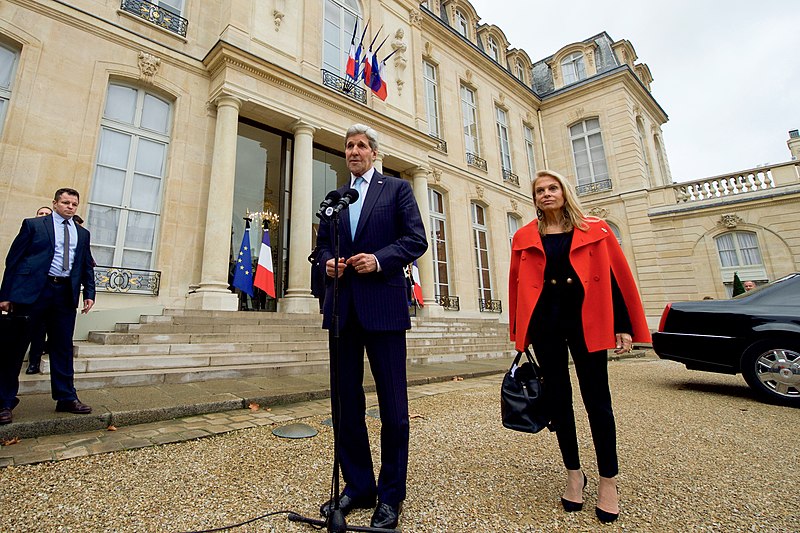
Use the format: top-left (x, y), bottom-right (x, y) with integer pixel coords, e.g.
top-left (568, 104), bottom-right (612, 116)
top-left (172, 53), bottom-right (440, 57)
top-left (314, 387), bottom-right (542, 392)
top-left (392, 29), bottom-right (408, 95)
top-left (273, 9), bottom-right (285, 31)
top-left (718, 214), bottom-right (743, 228)
top-left (497, 92), bottom-right (505, 107)
top-left (586, 49), bottom-right (595, 67)
top-left (572, 107), bottom-right (585, 121)
top-left (138, 52), bottom-right (161, 84)
top-left (511, 198), bottom-right (518, 211)
top-left (588, 206), bottom-right (608, 219)
top-left (410, 8), bottom-right (423, 27)
top-left (424, 41), bottom-right (434, 58)
top-left (465, 69), bottom-right (473, 85)
top-left (432, 168), bottom-right (442, 183)
top-left (476, 184), bottom-right (484, 198)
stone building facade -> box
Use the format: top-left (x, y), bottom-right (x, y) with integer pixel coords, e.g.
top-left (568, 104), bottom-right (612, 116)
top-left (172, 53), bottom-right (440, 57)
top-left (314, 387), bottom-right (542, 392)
top-left (1, 0), bottom-right (798, 332)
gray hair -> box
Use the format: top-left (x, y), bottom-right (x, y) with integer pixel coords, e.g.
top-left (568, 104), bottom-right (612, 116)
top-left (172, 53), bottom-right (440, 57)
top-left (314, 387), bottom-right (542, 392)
top-left (345, 124), bottom-right (379, 151)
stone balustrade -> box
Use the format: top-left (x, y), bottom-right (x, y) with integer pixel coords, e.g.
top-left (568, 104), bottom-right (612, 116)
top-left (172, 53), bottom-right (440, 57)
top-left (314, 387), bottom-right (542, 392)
top-left (671, 161), bottom-right (800, 204)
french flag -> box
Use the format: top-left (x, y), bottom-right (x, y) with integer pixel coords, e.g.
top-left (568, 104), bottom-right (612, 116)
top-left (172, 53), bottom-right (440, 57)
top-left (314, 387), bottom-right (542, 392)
top-left (412, 260), bottom-right (424, 307)
top-left (361, 49), bottom-right (372, 84)
top-left (345, 42), bottom-right (358, 79)
top-left (254, 227), bottom-right (276, 298)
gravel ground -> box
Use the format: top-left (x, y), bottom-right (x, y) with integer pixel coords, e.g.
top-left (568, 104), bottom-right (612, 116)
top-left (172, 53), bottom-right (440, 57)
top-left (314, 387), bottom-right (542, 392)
top-left (1, 356), bottom-right (798, 532)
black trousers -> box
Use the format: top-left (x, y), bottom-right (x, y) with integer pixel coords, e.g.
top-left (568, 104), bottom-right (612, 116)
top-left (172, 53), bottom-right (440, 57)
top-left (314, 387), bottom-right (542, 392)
top-left (529, 290), bottom-right (619, 478)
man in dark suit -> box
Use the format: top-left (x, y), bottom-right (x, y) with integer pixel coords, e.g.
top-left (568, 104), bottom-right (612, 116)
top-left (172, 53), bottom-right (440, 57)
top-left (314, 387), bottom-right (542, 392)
top-left (0, 188), bottom-right (96, 425)
top-left (316, 124), bottom-right (428, 529)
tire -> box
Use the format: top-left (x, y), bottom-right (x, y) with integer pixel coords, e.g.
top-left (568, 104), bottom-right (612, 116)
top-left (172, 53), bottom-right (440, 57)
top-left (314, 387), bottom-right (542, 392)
top-left (741, 340), bottom-right (800, 407)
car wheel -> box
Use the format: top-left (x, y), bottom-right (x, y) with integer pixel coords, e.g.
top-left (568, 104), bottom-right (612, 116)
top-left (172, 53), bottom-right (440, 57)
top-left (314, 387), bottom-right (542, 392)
top-left (741, 340), bottom-right (800, 407)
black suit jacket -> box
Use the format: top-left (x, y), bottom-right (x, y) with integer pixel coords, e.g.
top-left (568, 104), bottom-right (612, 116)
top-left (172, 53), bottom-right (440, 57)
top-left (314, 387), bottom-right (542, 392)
top-left (0, 214), bottom-right (96, 308)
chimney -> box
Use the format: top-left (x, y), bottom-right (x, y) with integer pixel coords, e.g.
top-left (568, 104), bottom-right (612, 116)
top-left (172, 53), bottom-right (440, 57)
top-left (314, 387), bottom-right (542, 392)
top-left (789, 129), bottom-right (800, 161)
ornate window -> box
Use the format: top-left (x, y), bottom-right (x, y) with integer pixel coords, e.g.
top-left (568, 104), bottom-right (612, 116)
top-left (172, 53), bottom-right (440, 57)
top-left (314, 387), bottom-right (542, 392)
top-left (515, 61), bottom-right (525, 82)
top-left (715, 231), bottom-right (768, 294)
top-left (523, 125), bottom-right (536, 180)
top-left (570, 118), bottom-right (609, 188)
top-left (561, 52), bottom-right (586, 85)
top-left (495, 107), bottom-right (512, 171)
top-left (322, 0), bottom-right (362, 75)
top-left (461, 85), bottom-right (480, 156)
top-left (0, 42), bottom-right (19, 137)
top-left (88, 83), bottom-right (172, 269)
top-left (472, 203), bottom-right (493, 300)
top-left (486, 36), bottom-right (499, 61)
top-left (423, 61), bottom-right (441, 138)
top-left (454, 9), bottom-right (469, 37)
top-left (428, 189), bottom-right (451, 299)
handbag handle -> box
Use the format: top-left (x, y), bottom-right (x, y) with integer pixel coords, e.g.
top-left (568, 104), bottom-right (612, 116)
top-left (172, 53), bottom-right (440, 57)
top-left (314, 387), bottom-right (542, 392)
top-left (512, 347), bottom-right (542, 376)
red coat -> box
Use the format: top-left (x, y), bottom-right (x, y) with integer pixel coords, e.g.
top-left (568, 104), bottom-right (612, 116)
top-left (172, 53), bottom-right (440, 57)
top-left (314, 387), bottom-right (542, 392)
top-left (509, 217), bottom-right (651, 352)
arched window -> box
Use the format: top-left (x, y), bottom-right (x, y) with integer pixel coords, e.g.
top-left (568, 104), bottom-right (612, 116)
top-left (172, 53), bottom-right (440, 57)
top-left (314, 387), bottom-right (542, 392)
top-left (607, 221), bottom-right (623, 246)
top-left (454, 9), bottom-right (469, 37)
top-left (322, 0), bottom-right (362, 75)
top-left (486, 36), bottom-right (499, 61)
top-left (429, 189), bottom-right (451, 299)
top-left (515, 61), bottom-right (525, 82)
top-left (560, 52), bottom-right (586, 85)
top-left (715, 231), bottom-right (767, 292)
top-left (0, 42), bottom-right (20, 136)
top-left (88, 83), bottom-right (172, 269)
top-left (507, 213), bottom-right (521, 250)
top-left (636, 116), bottom-right (652, 183)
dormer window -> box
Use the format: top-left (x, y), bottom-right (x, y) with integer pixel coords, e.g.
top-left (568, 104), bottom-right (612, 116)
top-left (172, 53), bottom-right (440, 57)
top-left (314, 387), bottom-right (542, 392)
top-left (561, 52), bottom-right (586, 85)
top-left (454, 9), bottom-right (468, 37)
top-left (486, 36), bottom-right (499, 61)
top-left (515, 61), bottom-right (525, 82)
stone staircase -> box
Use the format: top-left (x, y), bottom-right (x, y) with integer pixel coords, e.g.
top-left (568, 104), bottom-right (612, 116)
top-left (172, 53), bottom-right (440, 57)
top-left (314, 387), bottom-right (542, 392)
top-left (18, 309), bottom-right (515, 394)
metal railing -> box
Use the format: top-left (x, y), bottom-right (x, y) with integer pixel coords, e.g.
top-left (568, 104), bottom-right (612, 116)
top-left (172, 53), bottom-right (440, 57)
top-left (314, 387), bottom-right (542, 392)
top-left (429, 134), bottom-right (448, 154)
top-left (502, 168), bottom-right (520, 186)
top-left (94, 265), bottom-right (161, 295)
top-left (321, 69), bottom-right (367, 104)
top-left (478, 298), bottom-right (502, 313)
top-left (120, 0), bottom-right (188, 37)
top-left (576, 178), bottom-right (612, 196)
top-left (435, 294), bottom-right (460, 311)
top-left (466, 152), bottom-right (487, 172)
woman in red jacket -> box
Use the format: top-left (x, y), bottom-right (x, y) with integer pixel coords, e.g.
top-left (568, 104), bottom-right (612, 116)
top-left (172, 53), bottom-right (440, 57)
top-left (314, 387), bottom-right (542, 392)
top-left (509, 170), bottom-right (650, 524)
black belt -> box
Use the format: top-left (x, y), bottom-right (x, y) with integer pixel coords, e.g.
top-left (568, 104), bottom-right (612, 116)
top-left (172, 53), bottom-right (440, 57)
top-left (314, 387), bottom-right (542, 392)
top-left (48, 275), bottom-right (69, 284)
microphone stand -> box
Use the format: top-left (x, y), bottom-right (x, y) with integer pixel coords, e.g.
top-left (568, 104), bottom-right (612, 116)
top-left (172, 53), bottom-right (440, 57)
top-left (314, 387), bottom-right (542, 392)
top-left (289, 209), bottom-right (395, 533)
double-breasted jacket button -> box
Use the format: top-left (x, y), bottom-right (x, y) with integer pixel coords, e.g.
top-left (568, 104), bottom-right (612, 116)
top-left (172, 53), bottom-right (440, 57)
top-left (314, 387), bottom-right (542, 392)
top-left (566, 277), bottom-right (573, 284)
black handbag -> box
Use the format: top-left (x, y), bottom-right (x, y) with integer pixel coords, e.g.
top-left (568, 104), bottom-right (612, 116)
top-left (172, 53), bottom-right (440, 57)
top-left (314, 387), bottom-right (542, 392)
top-left (501, 348), bottom-right (551, 433)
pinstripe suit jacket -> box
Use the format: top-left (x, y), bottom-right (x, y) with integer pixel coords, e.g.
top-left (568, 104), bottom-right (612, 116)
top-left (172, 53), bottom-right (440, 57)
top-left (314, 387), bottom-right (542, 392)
top-left (317, 172), bottom-right (428, 331)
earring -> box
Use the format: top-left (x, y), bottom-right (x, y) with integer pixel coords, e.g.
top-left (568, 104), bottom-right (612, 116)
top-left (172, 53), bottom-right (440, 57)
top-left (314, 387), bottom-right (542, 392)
top-left (536, 208), bottom-right (543, 220)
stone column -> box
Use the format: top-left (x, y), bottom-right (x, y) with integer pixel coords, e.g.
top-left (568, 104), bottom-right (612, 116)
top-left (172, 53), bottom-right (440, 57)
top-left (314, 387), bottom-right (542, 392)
top-left (374, 151), bottom-right (384, 174)
top-left (279, 120), bottom-right (317, 314)
top-left (186, 95), bottom-right (241, 311)
top-left (411, 165), bottom-right (442, 317)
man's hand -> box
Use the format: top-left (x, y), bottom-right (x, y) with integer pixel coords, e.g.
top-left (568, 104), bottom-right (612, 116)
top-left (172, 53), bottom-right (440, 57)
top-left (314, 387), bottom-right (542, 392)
top-left (82, 299), bottom-right (94, 314)
top-left (325, 258), bottom-right (348, 278)
top-left (346, 253), bottom-right (377, 274)
top-left (0, 301), bottom-right (11, 313)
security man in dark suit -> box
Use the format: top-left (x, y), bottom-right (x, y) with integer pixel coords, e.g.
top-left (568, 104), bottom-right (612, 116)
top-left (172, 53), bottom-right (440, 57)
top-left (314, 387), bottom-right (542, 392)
top-left (316, 124), bottom-right (428, 529)
top-left (0, 188), bottom-right (96, 425)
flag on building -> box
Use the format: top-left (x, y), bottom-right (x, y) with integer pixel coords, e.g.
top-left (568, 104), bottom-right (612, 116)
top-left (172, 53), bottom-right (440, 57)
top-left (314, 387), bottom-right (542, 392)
top-left (254, 225), bottom-right (276, 298)
top-left (361, 48), bottom-right (373, 85)
top-left (232, 220), bottom-right (254, 297)
top-left (369, 55), bottom-right (387, 101)
top-left (411, 260), bottom-right (424, 307)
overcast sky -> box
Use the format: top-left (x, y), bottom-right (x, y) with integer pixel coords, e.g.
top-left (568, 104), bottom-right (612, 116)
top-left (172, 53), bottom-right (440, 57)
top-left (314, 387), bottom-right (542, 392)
top-left (466, 0), bottom-right (800, 182)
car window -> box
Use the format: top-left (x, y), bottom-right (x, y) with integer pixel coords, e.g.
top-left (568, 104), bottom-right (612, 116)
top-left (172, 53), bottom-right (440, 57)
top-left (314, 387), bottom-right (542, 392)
top-left (735, 273), bottom-right (800, 304)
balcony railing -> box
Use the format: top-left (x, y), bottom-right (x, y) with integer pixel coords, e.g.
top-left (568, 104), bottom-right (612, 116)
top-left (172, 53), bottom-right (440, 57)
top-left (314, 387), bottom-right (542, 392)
top-left (672, 166), bottom-right (779, 203)
top-left (435, 294), bottom-right (460, 311)
top-left (576, 178), bottom-right (612, 196)
top-left (429, 134), bottom-right (448, 154)
top-left (120, 0), bottom-right (188, 37)
top-left (466, 152), bottom-right (487, 172)
top-left (502, 168), bottom-right (520, 187)
top-left (478, 298), bottom-right (502, 313)
top-left (321, 70), bottom-right (367, 104)
top-left (94, 265), bottom-right (161, 295)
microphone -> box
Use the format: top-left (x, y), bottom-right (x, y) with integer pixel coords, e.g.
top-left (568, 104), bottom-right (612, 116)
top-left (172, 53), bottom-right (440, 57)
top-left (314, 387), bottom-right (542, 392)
top-left (315, 190), bottom-right (342, 220)
top-left (329, 188), bottom-right (360, 216)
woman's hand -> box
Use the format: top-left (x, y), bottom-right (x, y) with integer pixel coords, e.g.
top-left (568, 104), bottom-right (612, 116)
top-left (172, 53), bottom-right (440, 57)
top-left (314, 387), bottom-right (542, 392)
top-left (614, 333), bottom-right (633, 354)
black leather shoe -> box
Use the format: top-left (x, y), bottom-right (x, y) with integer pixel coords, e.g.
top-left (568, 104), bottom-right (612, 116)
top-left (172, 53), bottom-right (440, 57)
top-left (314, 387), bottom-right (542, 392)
top-left (55, 400), bottom-right (92, 414)
top-left (25, 364), bottom-right (40, 375)
top-left (0, 408), bottom-right (12, 425)
top-left (561, 472), bottom-right (588, 512)
top-left (370, 501), bottom-right (401, 529)
top-left (319, 492), bottom-right (376, 518)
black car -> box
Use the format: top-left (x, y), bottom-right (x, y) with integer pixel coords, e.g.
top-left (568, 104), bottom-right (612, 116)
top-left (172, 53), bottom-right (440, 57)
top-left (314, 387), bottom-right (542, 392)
top-left (652, 273), bottom-right (800, 406)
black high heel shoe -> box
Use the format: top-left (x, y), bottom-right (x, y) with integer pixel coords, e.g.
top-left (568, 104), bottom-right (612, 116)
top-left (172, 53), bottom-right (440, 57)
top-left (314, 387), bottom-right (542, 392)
top-left (560, 472), bottom-right (587, 512)
top-left (595, 482), bottom-right (619, 523)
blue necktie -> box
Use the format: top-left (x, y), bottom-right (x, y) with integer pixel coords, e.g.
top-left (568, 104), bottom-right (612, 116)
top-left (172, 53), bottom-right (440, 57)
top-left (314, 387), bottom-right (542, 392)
top-left (349, 177), bottom-right (365, 239)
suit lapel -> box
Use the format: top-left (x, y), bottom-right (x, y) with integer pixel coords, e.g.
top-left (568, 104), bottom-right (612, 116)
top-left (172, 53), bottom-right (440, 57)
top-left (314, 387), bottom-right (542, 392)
top-left (353, 172), bottom-right (385, 240)
top-left (42, 214), bottom-right (56, 248)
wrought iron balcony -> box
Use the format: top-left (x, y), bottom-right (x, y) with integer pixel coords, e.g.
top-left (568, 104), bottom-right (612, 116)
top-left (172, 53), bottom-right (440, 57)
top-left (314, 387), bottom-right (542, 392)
top-left (502, 168), bottom-right (520, 187)
top-left (94, 265), bottom-right (161, 296)
top-left (466, 152), bottom-right (487, 172)
top-left (435, 294), bottom-right (460, 311)
top-left (429, 134), bottom-right (447, 154)
top-left (478, 298), bottom-right (502, 313)
top-left (120, 0), bottom-right (188, 37)
top-left (321, 70), bottom-right (367, 104)
top-left (576, 178), bottom-right (612, 196)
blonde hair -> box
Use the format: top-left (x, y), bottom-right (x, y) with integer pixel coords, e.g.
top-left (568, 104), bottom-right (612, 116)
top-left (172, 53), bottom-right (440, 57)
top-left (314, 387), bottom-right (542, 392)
top-left (532, 169), bottom-right (589, 234)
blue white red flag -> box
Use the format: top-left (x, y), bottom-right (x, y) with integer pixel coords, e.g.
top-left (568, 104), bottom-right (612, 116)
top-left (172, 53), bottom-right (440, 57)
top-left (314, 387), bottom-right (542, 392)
top-left (232, 222), bottom-right (254, 297)
top-left (254, 226), bottom-right (276, 298)
top-left (411, 260), bottom-right (424, 307)
top-left (370, 56), bottom-right (387, 101)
